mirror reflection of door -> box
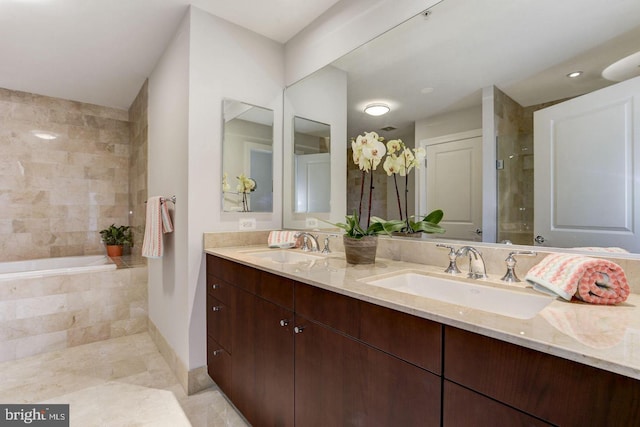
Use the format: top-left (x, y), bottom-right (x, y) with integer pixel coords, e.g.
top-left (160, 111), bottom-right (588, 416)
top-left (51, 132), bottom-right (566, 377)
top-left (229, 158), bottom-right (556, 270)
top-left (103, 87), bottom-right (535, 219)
top-left (534, 76), bottom-right (640, 251)
top-left (222, 99), bottom-right (274, 213)
top-left (293, 116), bottom-right (331, 213)
top-left (247, 146), bottom-right (273, 212)
top-left (419, 130), bottom-right (483, 241)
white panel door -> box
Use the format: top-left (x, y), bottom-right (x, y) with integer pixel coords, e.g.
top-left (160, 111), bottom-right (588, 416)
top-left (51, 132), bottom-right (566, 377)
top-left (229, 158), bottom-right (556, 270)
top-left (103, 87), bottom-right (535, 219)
top-left (295, 153), bottom-right (331, 213)
top-left (534, 76), bottom-right (640, 251)
top-left (420, 133), bottom-right (482, 241)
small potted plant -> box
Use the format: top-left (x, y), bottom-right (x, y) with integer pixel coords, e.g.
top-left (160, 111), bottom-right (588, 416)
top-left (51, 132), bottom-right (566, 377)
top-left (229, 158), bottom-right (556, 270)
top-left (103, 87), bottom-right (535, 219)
top-left (99, 224), bottom-right (133, 257)
top-left (328, 211), bottom-right (405, 264)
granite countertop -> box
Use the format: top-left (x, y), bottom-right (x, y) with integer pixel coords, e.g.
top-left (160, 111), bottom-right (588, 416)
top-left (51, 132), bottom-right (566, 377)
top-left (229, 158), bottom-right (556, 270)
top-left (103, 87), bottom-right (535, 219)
top-left (205, 245), bottom-right (640, 380)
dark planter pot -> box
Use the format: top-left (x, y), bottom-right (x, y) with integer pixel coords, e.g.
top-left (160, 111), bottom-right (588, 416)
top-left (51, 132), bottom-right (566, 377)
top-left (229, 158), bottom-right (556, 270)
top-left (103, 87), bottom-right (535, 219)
top-left (343, 235), bottom-right (378, 264)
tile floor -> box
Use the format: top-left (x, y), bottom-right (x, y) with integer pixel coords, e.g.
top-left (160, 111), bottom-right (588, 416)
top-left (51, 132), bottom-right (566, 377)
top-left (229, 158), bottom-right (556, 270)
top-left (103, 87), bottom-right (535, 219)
top-left (0, 332), bottom-right (248, 426)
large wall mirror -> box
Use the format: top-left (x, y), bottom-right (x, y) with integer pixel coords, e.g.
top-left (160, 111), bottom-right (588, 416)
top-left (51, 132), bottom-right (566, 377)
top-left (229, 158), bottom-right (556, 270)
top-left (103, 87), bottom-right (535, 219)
top-left (222, 99), bottom-right (274, 213)
top-left (283, 0), bottom-right (640, 252)
top-left (293, 116), bottom-right (331, 213)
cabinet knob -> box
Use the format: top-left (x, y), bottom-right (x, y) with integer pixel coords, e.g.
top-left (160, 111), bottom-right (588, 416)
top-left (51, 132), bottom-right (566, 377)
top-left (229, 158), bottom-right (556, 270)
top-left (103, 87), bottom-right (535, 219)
top-left (294, 326), bottom-right (304, 334)
top-left (212, 349), bottom-right (223, 356)
top-left (212, 306), bottom-right (222, 312)
top-left (279, 319), bottom-right (289, 327)
top-left (211, 283), bottom-right (219, 290)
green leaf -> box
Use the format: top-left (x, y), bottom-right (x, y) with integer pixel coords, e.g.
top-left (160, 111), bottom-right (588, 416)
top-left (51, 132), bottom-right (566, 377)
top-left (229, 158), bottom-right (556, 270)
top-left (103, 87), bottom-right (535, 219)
top-left (424, 209), bottom-right (444, 224)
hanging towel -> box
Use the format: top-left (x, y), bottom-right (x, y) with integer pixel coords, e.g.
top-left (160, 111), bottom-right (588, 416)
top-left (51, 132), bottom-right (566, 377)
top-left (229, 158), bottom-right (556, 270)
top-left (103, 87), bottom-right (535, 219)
top-left (267, 230), bottom-right (298, 248)
top-left (142, 196), bottom-right (174, 258)
top-left (525, 253), bottom-right (630, 305)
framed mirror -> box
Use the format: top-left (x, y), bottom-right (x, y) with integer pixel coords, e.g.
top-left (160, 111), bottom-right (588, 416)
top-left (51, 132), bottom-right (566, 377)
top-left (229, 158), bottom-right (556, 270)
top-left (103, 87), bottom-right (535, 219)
top-left (283, 0), bottom-right (640, 252)
top-left (222, 99), bottom-right (274, 213)
top-left (293, 116), bottom-right (331, 213)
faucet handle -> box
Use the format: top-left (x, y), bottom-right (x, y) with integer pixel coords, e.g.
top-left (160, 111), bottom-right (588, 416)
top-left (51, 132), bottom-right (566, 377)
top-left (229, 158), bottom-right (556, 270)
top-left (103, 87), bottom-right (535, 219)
top-left (437, 244), bottom-right (461, 274)
top-left (321, 234), bottom-right (339, 254)
top-left (500, 250), bottom-right (537, 282)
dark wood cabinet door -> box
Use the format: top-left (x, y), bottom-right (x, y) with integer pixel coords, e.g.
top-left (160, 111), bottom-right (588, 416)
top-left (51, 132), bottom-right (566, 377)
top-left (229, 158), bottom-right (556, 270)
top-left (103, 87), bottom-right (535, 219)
top-left (207, 338), bottom-right (232, 397)
top-left (444, 326), bottom-right (640, 426)
top-left (253, 297), bottom-right (294, 427)
top-left (443, 381), bottom-right (552, 427)
top-left (359, 300), bottom-right (442, 374)
top-left (232, 286), bottom-right (294, 427)
top-left (294, 315), bottom-right (441, 427)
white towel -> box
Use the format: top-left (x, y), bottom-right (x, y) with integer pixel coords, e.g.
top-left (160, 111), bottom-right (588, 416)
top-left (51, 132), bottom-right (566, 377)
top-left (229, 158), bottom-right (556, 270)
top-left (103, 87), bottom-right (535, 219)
top-left (142, 196), bottom-right (174, 258)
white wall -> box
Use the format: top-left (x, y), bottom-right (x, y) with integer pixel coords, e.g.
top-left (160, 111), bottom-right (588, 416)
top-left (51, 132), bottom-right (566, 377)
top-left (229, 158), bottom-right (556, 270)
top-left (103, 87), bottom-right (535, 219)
top-left (148, 6), bottom-right (284, 373)
top-left (415, 105), bottom-right (482, 141)
top-left (147, 11), bottom-right (191, 365)
top-left (285, 0), bottom-right (442, 85)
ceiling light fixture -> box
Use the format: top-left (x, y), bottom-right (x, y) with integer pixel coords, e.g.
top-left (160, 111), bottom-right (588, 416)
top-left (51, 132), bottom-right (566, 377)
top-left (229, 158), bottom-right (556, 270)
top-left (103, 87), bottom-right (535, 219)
top-left (30, 130), bottom-right (58, 140)
top-left (364, 103), bottom-right (390, 116)
top-left (566, 71), bottom-right (583, 78)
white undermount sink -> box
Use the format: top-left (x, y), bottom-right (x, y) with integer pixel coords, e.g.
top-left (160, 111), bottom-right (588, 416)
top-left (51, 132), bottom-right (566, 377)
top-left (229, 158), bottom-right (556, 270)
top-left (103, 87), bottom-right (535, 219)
top-left (362, 271), bottom-right (555, 319)
top-left (244, 249), bottom-right (324, 264)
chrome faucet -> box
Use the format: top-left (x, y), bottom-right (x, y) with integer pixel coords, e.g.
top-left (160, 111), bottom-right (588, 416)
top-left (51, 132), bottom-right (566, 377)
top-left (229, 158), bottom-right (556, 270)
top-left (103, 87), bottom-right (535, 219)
top-left (455, 246), bottom-right (488, 279)
top-left (294, 232), bottom-right (320, 252)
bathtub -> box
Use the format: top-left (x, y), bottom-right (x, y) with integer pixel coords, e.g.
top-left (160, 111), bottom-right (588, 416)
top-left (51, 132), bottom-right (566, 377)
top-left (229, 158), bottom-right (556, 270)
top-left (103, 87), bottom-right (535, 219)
top-left (0, 255), bottom-right (116, 281)
top-left (0, 254), bottom-right (146, 362)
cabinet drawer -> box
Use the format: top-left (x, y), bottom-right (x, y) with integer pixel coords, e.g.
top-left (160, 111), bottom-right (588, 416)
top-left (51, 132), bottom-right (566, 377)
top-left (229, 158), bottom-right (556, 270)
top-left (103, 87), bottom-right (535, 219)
top-left (207, 255), bottom-right (259, 293)
top-left (206, 275), bottom-right (233, 305)
top-left (294, 282), bottom-right (359, 337)
top-left (207, 338), bottom-right (232, 397)
top-left (207, 295), bottom-right (232, 352)
top-left (359, 300), bottom-right (442, 374)
top-left (443, 381), bottom-right (552, 426)
top-left (444, 326), bottom-right (640, 426)
top-left (257, 271), bottom-right (294, 309)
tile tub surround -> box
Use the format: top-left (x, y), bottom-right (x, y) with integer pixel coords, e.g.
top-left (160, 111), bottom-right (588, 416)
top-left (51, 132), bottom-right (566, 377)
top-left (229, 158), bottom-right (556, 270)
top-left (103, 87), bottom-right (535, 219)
top-left (0, 87), bottom-right (132, 261)
top-left (205, 241), bottom-right (640, 381)
top-left (0, 264), bottom-right (148, 363)
top-left (0, 332), bottom-right (247, 427)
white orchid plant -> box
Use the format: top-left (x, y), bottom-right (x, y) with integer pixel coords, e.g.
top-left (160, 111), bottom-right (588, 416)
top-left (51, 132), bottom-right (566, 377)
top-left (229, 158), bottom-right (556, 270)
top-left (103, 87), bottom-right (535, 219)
top-left (382, 139), bottom-right (445, 234)
top-left (236, 173), bottom-right (256, 212)
top-left (351, 131), bottom-right (387, 229)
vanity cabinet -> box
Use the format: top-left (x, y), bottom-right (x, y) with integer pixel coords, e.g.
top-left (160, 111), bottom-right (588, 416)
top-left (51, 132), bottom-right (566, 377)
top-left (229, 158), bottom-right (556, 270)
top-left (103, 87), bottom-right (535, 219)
top-left (206, 254), bottom-right (640, 426)
top-left (443, 326), bottom-right (640, 426)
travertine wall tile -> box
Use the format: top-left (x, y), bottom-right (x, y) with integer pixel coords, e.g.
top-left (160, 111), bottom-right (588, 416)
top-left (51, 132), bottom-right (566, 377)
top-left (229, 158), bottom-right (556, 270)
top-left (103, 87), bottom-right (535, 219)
top-left (0, 87), bottom-right (131, 261)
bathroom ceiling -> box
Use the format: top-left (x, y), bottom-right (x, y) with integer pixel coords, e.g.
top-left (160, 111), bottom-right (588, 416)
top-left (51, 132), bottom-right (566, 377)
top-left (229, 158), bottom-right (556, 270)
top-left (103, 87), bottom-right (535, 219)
top-left (0, 0), bottom-right (341, 110)
top-left (332, 0), bottom-right (640, 139)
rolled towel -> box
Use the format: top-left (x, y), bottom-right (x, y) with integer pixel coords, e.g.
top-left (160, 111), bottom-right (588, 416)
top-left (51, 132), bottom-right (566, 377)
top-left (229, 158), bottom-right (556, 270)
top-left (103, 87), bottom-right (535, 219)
top-left (525, 254), bottom-right (630, 305)
top-left (267, 231), bottom-right (298, 249)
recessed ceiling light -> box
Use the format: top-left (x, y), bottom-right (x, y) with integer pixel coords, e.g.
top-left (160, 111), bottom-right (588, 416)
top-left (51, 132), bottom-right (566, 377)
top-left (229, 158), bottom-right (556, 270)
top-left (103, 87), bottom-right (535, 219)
top-left (30, 130), bottom-right (58, 140)
top-left (364, 103), bottom-right (390, 116)
top-left (566, 71), bottom-right (583, 78)
top-left (420, 87), bottom-right (434, 94)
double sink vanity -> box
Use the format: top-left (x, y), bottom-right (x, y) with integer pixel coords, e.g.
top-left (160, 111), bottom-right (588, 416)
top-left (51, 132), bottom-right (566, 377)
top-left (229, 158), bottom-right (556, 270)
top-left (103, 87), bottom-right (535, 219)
top-left (205, 242), bottom-right (640, 426)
